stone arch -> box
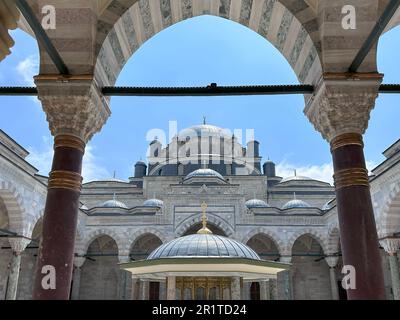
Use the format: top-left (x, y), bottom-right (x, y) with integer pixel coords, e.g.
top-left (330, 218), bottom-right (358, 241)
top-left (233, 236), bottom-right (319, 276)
top-left (286, 228), bottom-right (329, 256)
top-left (379, 180), bottom-right (400, 237)
top-left (128, 227), bottom-right (168, 252)
top-left (129, 231), bottom-right (164, 260)
top-left (383, 6), bottom-right (400, 34)
top-left (0, 180), bottom-right (28, 234)
top-left (94, 0), bottom-right (322, 86)
top-left (78, 228), bottom-right (124, 257)
top-left (241, 227), bottom-right (285, 255)
top-left (326, 225), bottom-right (340, 256)
top-left (25, 208), bottom-right (45, 239)
top-left (175, 213), bottom-right (234, 237)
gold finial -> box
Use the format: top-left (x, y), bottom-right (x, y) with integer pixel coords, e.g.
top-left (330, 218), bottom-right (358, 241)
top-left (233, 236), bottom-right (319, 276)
top-left (197, 201), bottom-right (212, 234)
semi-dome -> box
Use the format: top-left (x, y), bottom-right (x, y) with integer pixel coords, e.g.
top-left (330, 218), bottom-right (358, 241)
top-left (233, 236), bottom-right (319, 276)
top-left (184, 168), bottom-right (224, 181)
top-left (177, 124), bottom-right (232, 140)
top-left (143, 198), bottom-right (164, 207)
top-left (101, 199), bottom-right (128, 209)
top-left (147, 234), bottom-right (260, 260)
top-left (245, 199), bottom-right (270, 208)
top-left (282, 199), bottom-right (311, 210)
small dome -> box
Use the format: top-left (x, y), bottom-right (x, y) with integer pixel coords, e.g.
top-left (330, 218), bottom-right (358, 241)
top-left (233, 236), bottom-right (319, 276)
top-left (143, 198), bottom-right (164, 207)
top-left (80, 204), bottom-right (88, 210)
top-left (280, 175), bottom-right (313, 183)
top-left (147, 234), bottom-right (260, 260)
top-left (245, 199), bottom-right (270, 208)
top-left (282, 199), bottom-right (311, 210)
top-left (184, 168), bottom-right (224, 181)
top-left (101, 199), bottom-right (128, 209)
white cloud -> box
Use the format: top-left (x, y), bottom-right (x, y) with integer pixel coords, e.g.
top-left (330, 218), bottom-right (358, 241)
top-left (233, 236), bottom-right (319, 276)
top-left (27, 136), bottom-right (53, 177)
top-left (276, 160), bottom-right (334, 184)
top-left (16, 54), bottom-right (38, 86)
top-left (27, 137), bottom-right (111, 183)
top-left (82, 145), bottom-right (111, 183)
top-left (15, 54), bottom-right (40, 104)
top-left (276, 160), bottom-right (377, 185)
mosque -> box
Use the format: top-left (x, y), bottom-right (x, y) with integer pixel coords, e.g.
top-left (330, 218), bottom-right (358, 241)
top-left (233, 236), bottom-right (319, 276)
top-left (1, 123), bottom-right (399, 300)
top-left (1, 0), bottom-right (400, 301)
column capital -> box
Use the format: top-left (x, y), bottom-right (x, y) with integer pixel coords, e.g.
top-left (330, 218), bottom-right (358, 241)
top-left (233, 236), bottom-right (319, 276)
top-left (380, 238), bottom-right (400, 255)
top-left (305, 73), bottom-right (383, 142)
top-left (73, 256), bottom-right (86, 268)
top-left (325, 256), bottom-right (339, 268)
top-left (8, 237), bottom-right (30, 255)
top-left (280, 256), bottom-right (292, 263)
top-left (34, 75), bottom-right (111, 143)
top-left (118, 255), bottom-right (130, 263)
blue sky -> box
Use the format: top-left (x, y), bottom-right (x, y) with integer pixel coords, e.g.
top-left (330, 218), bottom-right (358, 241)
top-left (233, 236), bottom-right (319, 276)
top-left (0, 15), bottom-right (399, 183)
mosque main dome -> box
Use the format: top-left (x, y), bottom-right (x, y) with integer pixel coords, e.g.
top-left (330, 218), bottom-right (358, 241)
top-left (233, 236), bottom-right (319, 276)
top-left (177, 124), bottom-right (233, 140)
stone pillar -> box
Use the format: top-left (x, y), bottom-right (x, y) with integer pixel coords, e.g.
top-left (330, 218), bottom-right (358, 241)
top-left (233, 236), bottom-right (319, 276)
top-left (231, 277), bottom-right (241, 300)
top-left (131, 278), bottom-right (138, 300)
top-left (118, 256), bottom-right (130, 300)
top-left (241, 282), bottom-right (250, 300)
top-left (260, 281), bottom-right (270, 300)
top-left (159, 281), bottom-right (166, 300)
top-left (70, 257), bottom-right (85, 300)
top-left (139, 280), bottom-right (149, 300)
top-left (305, 74), bottom-right (386, 300)
top-left (279, 256), bottom-right (292, 300)
top-left (325, 256), bottom-right (339, 300)
top-left (6, 237), bottom-right (30, 300)
top-left (32, 77), bottom-right (110, 300)
top-left (380, 238), bottom-right (400, 300)
top-left (166, 276), bottom-right (176, 300)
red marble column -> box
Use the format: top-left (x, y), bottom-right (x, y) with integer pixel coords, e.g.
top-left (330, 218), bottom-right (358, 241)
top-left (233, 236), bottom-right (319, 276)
top-left (33, 135), bottom-right (85, 300)
top-left (331, 133), bottom-right (386, 300)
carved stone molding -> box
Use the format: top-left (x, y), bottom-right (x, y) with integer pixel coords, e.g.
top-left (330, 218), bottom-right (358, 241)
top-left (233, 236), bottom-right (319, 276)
top-left (73, 256), bottom-right (86, 268)
top-left (34, 76), bottom-right (111, 143)
top-left (8, 237), bottom-right (31, 255)
top-left (380, 238), bottom-right (400, 255)
top-left (0, 0), bottom-right (19, 62)
top-left (325, 256), bottom-right (339, 268)
top-left (304, 74), bottom-right (383, 142)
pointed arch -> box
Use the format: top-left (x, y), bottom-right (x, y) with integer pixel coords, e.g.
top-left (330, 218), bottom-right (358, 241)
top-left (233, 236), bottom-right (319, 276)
top-left (77, 228), bottom-right (124, 257)
top-left (175, 212), bottom-right (234, 237)
top-left (0, 180), bottom-right (28, 234)
top-left (128, 227), bottom-right (168, 253)
top-left (379, 180), bottom-right (400, 237)
top-left (241, 227), bottom-right (284, 255)
top-left (94, 0), bottom-right (322, 87)
top-left (286, 228), bottom-right (329, 255)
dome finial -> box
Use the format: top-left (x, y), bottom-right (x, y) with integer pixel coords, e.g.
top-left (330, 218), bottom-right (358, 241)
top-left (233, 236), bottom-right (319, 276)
top-left (203, 116), bottom-right (207, 125)
top-left (197, 201), bottom-right (212, 234)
